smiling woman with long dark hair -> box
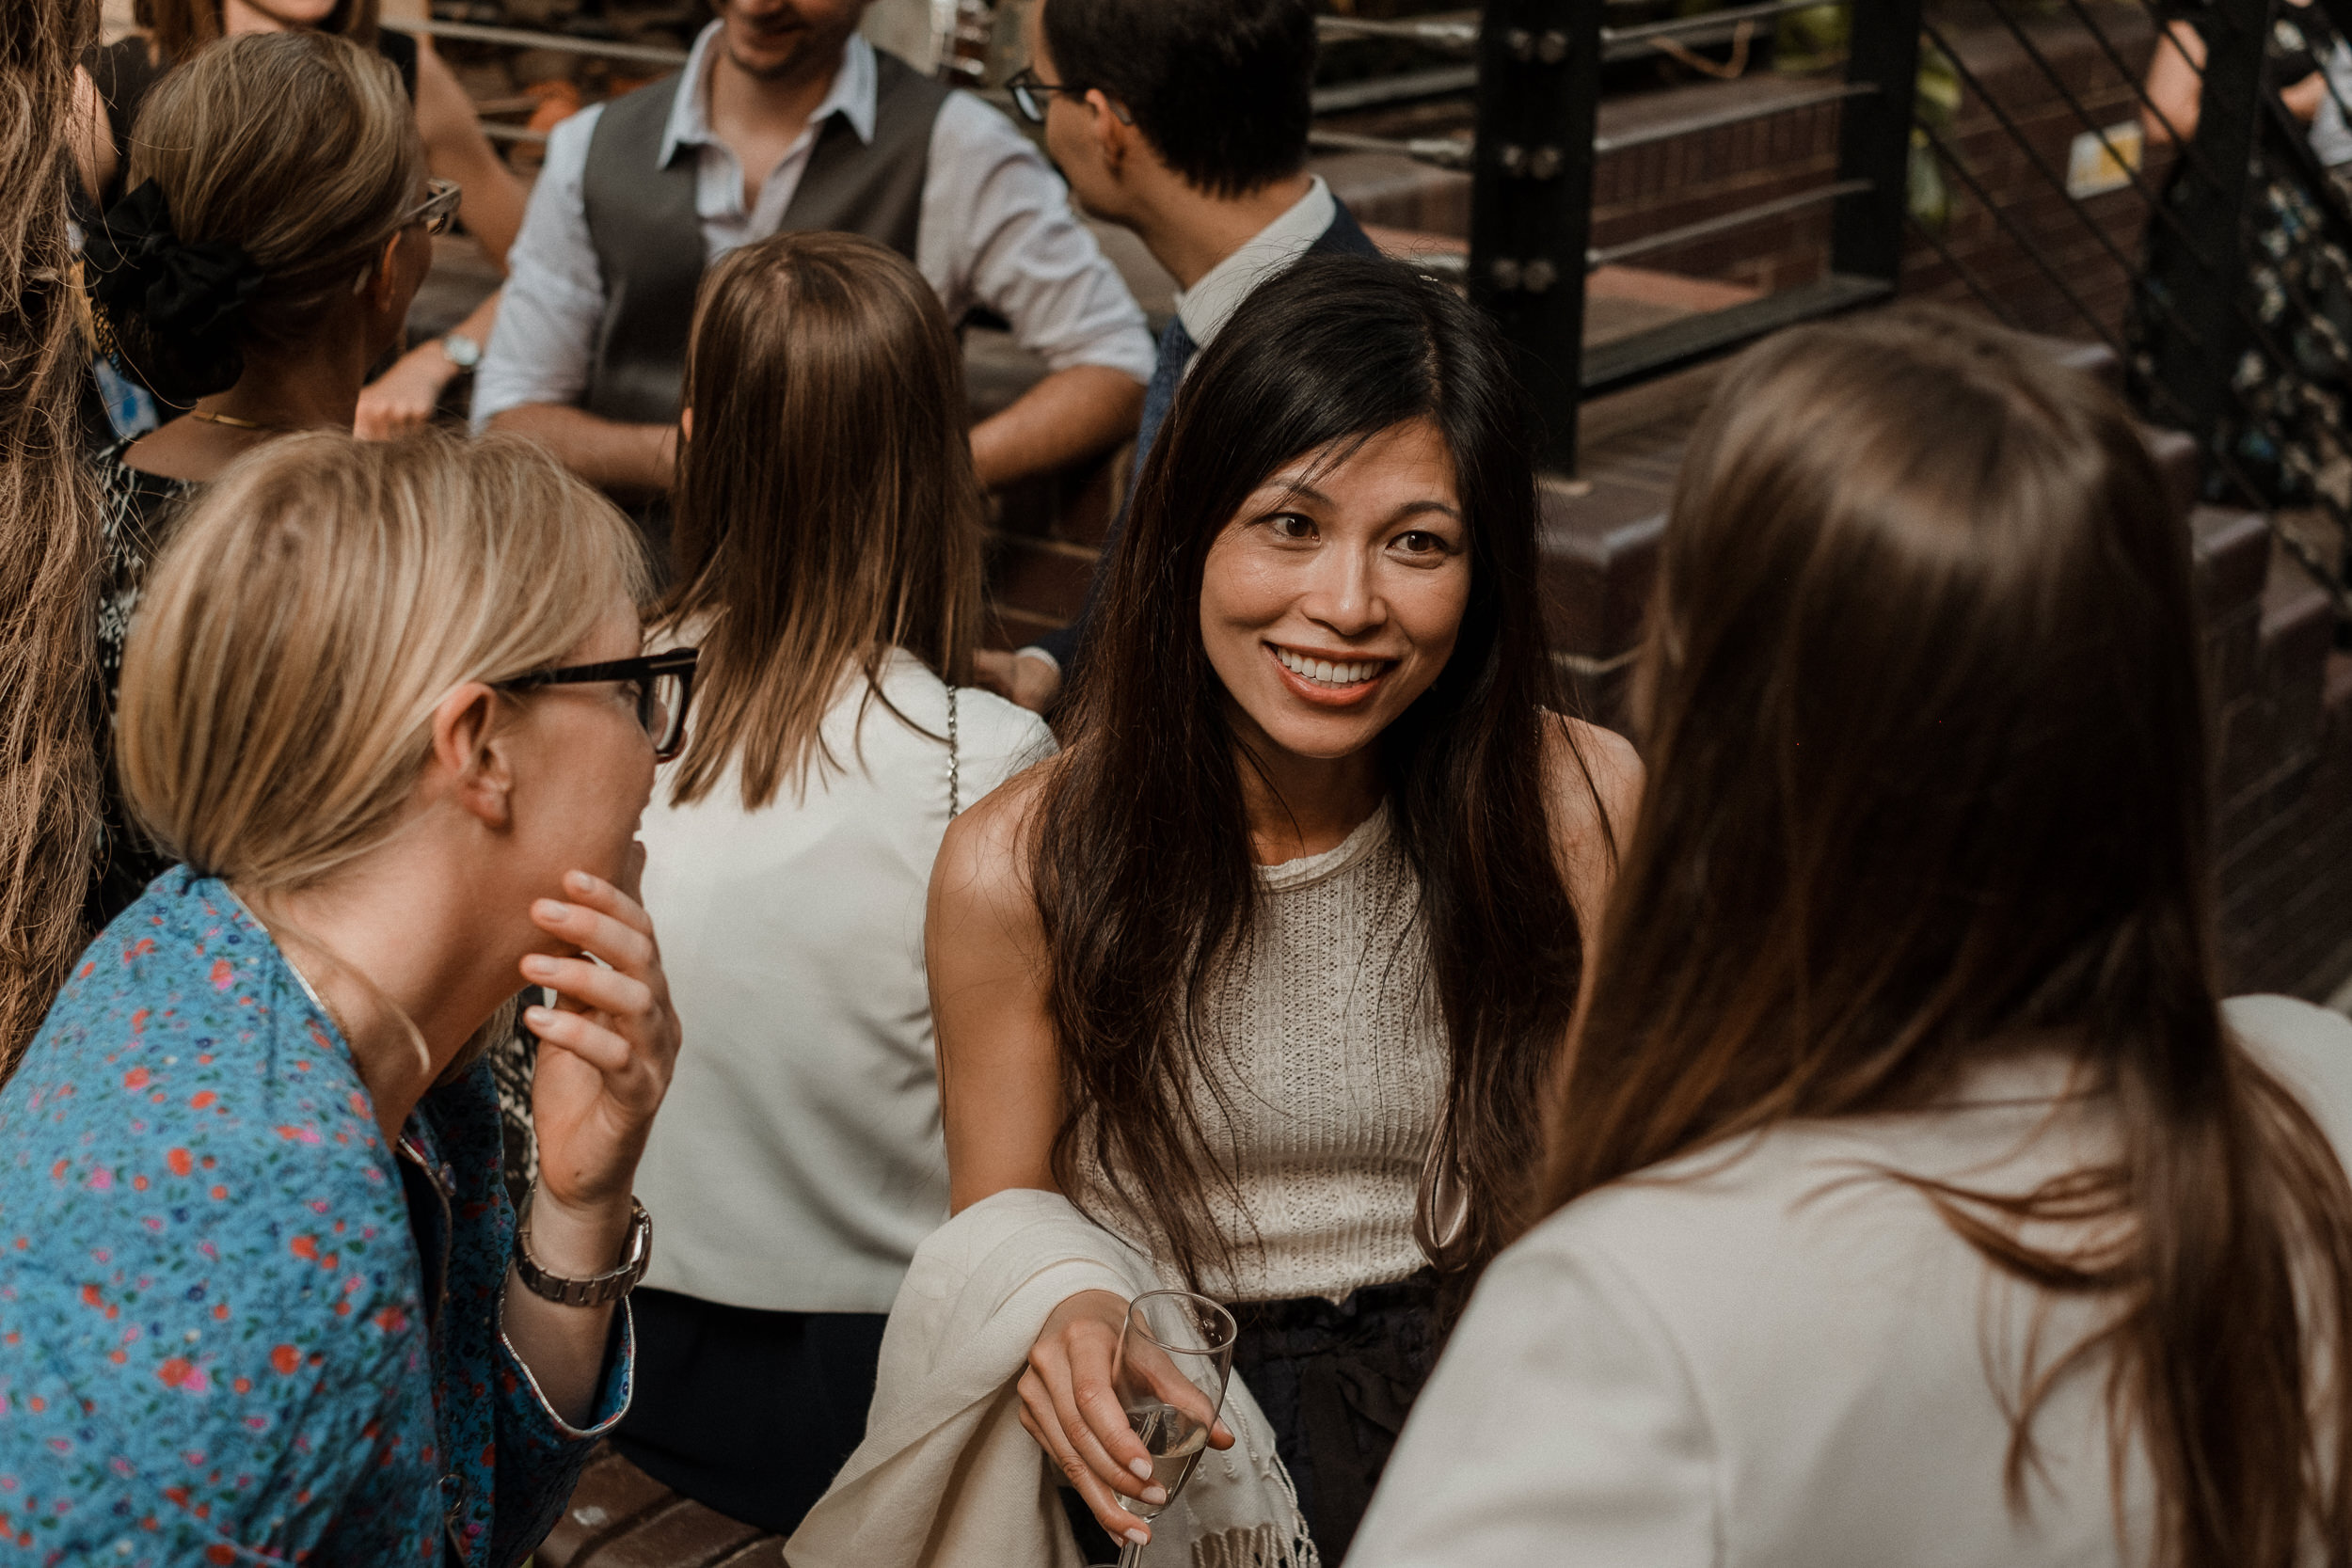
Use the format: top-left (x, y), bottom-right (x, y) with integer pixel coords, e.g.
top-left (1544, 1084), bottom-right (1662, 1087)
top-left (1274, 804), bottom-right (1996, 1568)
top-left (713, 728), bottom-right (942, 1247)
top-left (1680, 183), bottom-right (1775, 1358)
top-left (926, 253), bottom-right (1639, 1560)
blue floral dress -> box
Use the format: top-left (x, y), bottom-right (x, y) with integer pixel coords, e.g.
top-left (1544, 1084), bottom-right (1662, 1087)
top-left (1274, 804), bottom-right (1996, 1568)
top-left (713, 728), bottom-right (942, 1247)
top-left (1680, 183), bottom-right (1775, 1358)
top-left (0, 868), bottom-right (631, 1565)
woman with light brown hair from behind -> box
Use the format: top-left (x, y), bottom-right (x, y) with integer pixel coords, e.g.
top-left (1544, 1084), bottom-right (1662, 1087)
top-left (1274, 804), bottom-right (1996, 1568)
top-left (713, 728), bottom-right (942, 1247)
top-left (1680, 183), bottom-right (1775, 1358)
top-left (1351, 309), bottom-right (2352, 1567)
top-left (612, 230), bottom-right (1053, 1535)
top-left (70, 0), bottom-right (523, 436)
top-left (79, 28), bottom-right (439, 923)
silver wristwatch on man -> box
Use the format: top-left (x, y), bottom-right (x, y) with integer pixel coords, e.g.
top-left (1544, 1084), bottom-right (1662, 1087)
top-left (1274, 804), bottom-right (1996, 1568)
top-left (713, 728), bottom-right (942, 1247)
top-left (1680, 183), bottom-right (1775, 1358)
top-left (439, 332), bottom-right (484, 372)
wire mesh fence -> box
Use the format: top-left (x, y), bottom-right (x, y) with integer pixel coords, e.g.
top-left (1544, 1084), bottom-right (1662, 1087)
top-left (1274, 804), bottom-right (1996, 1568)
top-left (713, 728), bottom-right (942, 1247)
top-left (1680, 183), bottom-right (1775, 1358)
top-left (1900, 0), bottom-right (2352, 619)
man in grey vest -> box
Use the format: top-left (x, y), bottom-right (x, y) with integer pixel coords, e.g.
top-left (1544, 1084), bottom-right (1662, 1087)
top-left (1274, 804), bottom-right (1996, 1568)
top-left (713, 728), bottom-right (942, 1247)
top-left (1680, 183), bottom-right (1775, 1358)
top-left (472, 0), bottom-right (1154, 509)
top-left (974, 0), bottom-right (1381, 714)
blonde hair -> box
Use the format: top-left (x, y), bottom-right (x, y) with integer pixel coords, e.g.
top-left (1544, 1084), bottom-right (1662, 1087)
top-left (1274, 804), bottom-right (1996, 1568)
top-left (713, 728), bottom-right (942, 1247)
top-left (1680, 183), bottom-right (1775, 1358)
top-left (659, 230), bottom-right (983, 811)
top-left (118, 430), bottom-right (648, 892)
top-left (117, 30), bottom-right (421, 391)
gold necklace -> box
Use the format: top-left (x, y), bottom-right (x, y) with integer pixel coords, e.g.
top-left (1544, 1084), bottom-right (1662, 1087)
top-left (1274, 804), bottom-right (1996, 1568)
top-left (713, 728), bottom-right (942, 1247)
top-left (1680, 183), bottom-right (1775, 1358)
top-left (188, 408), bottom-right (281, 432)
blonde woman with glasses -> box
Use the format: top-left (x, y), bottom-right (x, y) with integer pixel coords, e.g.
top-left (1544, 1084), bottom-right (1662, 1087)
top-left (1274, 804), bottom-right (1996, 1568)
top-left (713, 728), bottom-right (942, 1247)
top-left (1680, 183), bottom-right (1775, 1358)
top-left (79, 30), bottom-right (445, 924)
top-left (0, 431), bottom-right (689, 1566)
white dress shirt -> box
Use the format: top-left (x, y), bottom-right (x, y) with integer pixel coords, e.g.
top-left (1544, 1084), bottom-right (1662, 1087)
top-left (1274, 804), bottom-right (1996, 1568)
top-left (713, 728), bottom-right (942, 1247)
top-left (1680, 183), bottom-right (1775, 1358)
top-left (1349, 995), bottom-right (2352, 1568)
top-left (1172, 174), bottom-right (1338, 355)
top-left (472, 26), bottom-right (1154, 427)
top-left (630, 651), bottom-right (1053, 1314)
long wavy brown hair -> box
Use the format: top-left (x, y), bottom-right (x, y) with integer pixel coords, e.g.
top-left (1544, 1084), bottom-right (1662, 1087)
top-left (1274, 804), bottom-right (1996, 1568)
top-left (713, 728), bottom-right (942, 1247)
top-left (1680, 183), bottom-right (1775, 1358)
top-left (656, 231), bottom-right (982, 811)
top-left (1548, 309), bottom-right (2352, 1566)
top-left (0, 0), bottom-right (101, 1078)
top-left (1035, 255), bottom-right (1605, 1292)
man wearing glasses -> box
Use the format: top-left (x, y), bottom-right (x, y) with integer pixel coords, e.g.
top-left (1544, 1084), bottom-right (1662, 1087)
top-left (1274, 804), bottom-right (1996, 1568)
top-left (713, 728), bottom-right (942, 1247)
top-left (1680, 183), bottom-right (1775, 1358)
top-left (473, 0), bottom-right (1153, 530)
top-left (978, 0), bottom-right (1381, 714)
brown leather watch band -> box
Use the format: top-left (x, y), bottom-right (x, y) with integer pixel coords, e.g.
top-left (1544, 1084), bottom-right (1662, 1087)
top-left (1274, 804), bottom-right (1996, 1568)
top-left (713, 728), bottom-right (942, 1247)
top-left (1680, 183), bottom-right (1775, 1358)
top-left (514, 1196), bottom-right (652, 1307)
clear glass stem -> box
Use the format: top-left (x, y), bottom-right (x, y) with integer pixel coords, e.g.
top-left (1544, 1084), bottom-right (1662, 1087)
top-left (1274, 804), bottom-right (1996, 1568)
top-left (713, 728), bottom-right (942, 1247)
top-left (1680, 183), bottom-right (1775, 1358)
top-left (1118, 1538), bottom-right (1144, 1568)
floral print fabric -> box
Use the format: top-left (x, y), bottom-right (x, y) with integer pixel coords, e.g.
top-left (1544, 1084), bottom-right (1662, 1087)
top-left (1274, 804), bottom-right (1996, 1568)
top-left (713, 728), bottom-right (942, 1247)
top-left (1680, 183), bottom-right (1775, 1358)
top-left (0, 868), bottom-right (629, 1565)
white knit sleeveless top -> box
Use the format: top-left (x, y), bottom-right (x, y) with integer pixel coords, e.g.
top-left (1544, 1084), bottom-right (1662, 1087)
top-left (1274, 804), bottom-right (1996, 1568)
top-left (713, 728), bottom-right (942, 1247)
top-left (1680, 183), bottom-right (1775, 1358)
top-left (1080, 804), bottom-right (1448, 1304)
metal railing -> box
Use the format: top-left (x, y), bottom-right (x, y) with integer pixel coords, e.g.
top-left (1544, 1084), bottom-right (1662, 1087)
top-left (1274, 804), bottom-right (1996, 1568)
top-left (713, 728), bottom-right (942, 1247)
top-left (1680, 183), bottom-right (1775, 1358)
top-left (1897, 0), bottom-right (2352, 616)
top-left (1457, 1), bottom-right (1903, 468)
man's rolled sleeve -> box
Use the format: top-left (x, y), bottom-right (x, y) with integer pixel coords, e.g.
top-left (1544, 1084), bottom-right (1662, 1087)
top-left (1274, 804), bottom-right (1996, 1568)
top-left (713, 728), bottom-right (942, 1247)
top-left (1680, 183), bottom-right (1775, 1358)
top-left (922, 93), bottom-right (1154, 385)
top-left (470, 106), bottom-right (612, 430)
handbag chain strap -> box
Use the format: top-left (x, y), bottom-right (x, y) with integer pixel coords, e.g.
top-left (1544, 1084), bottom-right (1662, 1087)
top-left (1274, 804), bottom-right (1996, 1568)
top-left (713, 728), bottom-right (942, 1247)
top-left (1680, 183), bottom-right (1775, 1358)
top-left (946, 682), bottom-right (961, 819)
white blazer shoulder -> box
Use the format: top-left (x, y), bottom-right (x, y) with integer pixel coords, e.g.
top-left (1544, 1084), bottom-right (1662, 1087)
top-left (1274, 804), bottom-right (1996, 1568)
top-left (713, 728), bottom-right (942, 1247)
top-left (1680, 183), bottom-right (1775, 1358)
top-left (1347, 997), bottom-right (2352, 1568)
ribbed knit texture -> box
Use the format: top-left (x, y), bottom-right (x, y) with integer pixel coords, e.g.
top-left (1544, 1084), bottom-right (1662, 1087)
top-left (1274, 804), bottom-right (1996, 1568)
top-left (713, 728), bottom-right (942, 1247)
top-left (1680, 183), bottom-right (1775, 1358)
top-left (1082, 806), bottom-right (1446, 1304)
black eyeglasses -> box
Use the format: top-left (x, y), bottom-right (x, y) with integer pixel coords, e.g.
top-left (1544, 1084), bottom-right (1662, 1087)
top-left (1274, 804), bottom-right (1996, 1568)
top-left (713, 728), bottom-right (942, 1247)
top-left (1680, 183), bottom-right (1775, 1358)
top-left (1005, 66), bottom-right (1089, 125)
top-left (409, 178), bottom-right (463, 238)
top-left (493, 647), bottom-right (699, 763)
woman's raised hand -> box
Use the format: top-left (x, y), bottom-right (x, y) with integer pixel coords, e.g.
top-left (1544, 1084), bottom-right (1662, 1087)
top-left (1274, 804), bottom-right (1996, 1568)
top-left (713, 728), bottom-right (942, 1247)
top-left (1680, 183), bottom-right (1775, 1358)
top-left (1018, 1290), bottom-right (1235, 1544)
top-left (519, 864), bottom-right (680, 1232)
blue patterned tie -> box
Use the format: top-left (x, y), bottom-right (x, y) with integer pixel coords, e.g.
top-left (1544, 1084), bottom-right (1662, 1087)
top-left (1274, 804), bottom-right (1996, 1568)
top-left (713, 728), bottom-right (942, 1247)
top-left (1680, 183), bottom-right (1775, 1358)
top-left (1132, 314), bottom-right (1199, 488)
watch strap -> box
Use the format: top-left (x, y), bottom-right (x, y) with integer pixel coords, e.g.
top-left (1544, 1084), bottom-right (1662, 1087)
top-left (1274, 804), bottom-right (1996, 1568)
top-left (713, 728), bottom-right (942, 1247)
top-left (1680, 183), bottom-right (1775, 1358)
top-left (514, 1196), bottom-right (652, 1307)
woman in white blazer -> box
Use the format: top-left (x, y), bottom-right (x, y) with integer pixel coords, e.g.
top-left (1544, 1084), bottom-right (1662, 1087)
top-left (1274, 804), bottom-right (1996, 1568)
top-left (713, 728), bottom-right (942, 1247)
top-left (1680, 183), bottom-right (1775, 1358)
top-left (1349, 309), bottom-right (2352, 1568)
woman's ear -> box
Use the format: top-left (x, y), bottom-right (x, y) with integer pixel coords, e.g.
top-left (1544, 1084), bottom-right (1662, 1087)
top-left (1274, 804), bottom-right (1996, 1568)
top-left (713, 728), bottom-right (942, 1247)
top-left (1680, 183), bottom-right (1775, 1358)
top-left (430, 682), bottom-right (516, 830)
top-left (366, 231), bottom-right (405, 312)
top-left (679, 406), bottom-right (694, 443)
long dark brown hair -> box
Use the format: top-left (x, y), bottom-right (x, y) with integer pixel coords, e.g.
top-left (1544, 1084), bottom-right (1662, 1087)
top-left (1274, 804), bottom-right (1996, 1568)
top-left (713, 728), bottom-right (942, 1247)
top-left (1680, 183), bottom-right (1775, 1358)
top-left (1549, 309), bottom-right (2352, 1567)
top-left (1036, 254), bottom-right (1604, 1291)
top-left (0, 0), bottom-right (101, 1078)
top-left (657, 230), bottom-right (983, 811)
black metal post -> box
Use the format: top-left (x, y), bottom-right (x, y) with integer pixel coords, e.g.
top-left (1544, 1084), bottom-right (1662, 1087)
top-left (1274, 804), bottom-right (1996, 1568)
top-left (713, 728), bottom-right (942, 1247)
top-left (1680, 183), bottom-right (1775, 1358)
top-left (2147, 0), bottom-right (2269, 443)
top-left (1830, 0), bottom-right (1925, 283)
top-left (1468, 0), bottom-right (1600, 474)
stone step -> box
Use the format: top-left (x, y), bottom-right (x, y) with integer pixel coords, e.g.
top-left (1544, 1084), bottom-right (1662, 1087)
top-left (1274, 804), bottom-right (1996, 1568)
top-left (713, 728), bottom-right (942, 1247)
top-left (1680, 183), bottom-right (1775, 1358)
top-left (535, 1446), bottom-right (785, 1568)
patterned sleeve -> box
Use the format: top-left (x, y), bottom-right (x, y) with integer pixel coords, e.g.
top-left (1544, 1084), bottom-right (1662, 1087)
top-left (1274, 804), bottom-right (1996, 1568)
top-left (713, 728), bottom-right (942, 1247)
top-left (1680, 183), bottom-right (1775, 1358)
top-left (0, 902), bottom-right (444, 1564)
top-left (485, 1303), bottom-right (634, 1567)
top-left (415, 1062), bottom-right (635, 1568)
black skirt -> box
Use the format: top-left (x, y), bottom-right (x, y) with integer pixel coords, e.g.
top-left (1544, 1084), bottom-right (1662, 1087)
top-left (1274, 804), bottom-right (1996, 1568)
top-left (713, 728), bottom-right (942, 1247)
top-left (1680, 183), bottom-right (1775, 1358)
top-left (1229, 1274), bottom-right (1442, 1563)
top-left (611, 1288), bottom-right (887, 1537)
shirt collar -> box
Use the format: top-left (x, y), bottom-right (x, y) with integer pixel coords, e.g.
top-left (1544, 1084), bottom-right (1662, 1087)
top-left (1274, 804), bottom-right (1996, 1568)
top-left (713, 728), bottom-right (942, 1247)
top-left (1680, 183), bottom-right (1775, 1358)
top-left (1173, 176), bottom-right (1338, 351)
top-left (659, 23), bottom-right (879, 168)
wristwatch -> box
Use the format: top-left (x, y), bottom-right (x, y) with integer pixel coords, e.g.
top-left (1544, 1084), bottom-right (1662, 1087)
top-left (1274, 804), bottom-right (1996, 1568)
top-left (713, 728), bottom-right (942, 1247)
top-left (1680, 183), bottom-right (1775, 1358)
top-left (514, 1196), bottom-right (652, 1307)
top-left (439, 332), bottom-right (483, 372)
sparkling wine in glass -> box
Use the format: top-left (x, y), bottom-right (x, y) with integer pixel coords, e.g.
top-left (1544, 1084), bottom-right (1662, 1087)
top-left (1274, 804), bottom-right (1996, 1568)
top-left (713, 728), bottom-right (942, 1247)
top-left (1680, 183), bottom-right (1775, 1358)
top-left (1109, 1290), bottom-right (1237, 1567)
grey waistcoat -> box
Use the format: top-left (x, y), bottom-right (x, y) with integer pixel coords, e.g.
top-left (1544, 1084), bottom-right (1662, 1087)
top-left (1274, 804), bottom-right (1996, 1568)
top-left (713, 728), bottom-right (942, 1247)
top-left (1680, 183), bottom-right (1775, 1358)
top-left (580, 51), bottom-right (948, 426)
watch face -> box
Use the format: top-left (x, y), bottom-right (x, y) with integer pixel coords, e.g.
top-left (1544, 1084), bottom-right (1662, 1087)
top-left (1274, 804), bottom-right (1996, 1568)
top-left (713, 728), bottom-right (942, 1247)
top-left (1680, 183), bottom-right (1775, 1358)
top-left (443, 333), bottom-right (483, 370)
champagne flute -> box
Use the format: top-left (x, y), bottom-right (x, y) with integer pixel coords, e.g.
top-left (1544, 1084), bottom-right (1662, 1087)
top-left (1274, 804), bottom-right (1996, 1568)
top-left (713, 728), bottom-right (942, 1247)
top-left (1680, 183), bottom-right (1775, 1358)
top-left (1106, 1290), bottom-right (1238, 1568)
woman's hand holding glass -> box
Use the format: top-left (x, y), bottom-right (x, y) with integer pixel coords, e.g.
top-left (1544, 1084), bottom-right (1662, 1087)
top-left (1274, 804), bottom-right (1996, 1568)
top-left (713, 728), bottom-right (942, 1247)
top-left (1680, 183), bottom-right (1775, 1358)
top-left (1021, 1289), bottom-right (1237, 1549)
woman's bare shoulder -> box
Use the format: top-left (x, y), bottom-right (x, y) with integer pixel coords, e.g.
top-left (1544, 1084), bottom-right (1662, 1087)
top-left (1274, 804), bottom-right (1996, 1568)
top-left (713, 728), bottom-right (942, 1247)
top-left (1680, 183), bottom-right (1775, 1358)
top-left (931, 752), bottom-right (1067, 931)
top-left (1541, 715), bottom-right (1645, 922)
top-left (1545, 715), bottom-right (1643, 836)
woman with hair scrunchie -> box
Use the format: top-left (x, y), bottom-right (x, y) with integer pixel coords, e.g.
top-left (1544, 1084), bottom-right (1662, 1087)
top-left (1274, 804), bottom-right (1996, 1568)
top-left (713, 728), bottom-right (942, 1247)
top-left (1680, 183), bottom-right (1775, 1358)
top-left (86, 181), bottom-right (266, 402)
top-left (69, 0), bottom-right (525, 438)
top-left (80, 28), bottom-right (437, 927)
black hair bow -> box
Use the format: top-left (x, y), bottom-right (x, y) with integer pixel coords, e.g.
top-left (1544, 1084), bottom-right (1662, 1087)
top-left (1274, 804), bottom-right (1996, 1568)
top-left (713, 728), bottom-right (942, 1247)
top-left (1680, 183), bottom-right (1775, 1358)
top-left (85, 181), bottom-right (264, 400)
